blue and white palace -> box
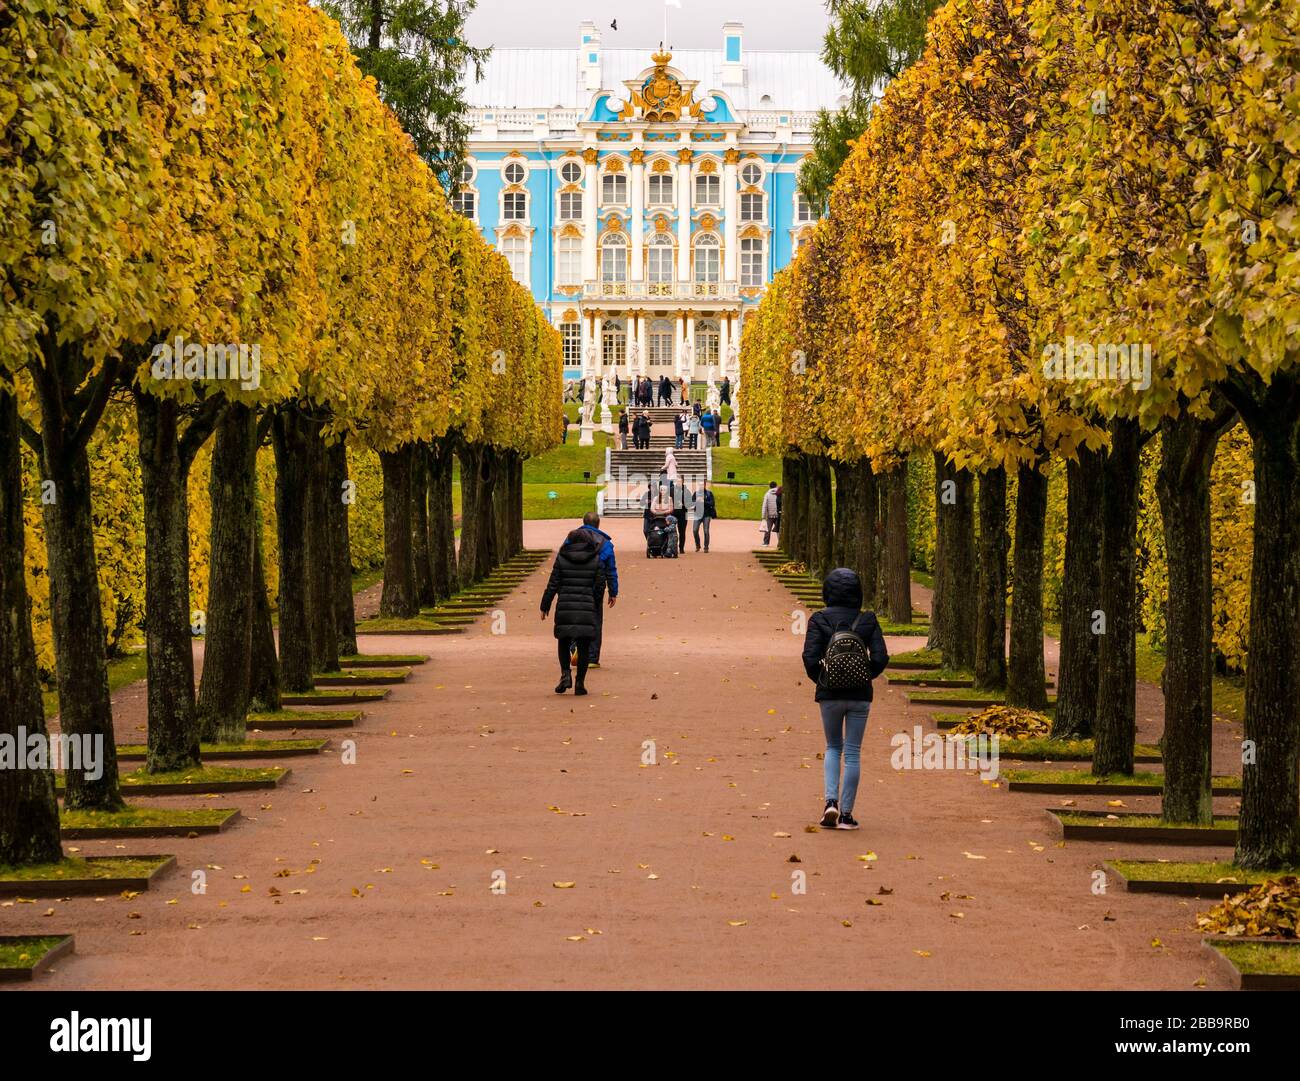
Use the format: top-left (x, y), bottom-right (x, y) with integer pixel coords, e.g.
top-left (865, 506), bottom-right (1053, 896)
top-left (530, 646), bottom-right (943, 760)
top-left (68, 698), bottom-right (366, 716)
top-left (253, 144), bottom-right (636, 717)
top-left (458, 20), bottom-right (847, 380)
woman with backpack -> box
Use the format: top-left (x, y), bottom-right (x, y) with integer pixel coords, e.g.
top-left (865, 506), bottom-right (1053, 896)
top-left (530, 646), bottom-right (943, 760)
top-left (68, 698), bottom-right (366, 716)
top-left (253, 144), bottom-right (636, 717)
top-left (801, 568), bottom-right (889, 830)
top-left (541, 528), bottom-right (607, 695)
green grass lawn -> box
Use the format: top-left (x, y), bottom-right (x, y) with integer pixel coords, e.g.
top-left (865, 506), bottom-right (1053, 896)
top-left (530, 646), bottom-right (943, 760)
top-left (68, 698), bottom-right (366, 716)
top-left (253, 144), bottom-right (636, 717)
top-left (59, 806), bottom-right (235, 829)
top-left (1108, 860), bottom-right (1294, 885)
top-left (1209, 941), bottom-right (1300, 976)
top-left (0, 855), bottom-right (171, 882)
top-left (711, 447), bottom-right (781, 486)
top-left (0, 936), bottom-right (68, 969)
top-left (523, 435), bottom-right (612, 484)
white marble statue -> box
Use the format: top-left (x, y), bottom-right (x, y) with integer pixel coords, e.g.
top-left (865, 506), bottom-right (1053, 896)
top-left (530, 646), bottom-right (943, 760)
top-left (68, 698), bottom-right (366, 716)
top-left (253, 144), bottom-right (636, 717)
top-left (600, 370), bottom-right (616, 432)
top-left (706, 364), bottom-right (721, 409)
top-left (726, 338), bottom-right (740, 376)
top-left (578, 378), bottom-right (595, 446)
top-left (584, 338), bottom-right (598, 375)
top-left (679, 338), bottom-right (693, 379)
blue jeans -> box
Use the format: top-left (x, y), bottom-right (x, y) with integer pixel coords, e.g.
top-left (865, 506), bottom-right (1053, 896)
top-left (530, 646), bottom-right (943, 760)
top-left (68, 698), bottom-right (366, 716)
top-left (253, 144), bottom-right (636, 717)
top-left (821, 700), bottom-right (870, 813)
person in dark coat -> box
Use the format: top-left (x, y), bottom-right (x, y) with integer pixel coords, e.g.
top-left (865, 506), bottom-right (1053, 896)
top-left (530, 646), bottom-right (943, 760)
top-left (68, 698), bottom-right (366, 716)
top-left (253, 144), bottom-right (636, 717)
top-left (541, 528), bottom-right (606, 695)
top-left (800, 568), bottom-right (889, 831)
top-left (617, 408), bottom-right (629, 449)
top-left (720, 376), bottom-right (731, 406)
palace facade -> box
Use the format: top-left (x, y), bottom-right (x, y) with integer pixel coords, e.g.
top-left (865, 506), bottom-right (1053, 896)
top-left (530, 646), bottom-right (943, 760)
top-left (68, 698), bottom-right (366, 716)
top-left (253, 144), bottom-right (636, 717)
top-left (459, 20), bottom-right (847, 380)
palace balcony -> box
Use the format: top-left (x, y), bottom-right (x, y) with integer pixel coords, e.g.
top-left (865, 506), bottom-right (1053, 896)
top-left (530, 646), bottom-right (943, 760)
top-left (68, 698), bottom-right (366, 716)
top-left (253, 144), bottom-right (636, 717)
top-left (582, 280), bottom-right (741, 302)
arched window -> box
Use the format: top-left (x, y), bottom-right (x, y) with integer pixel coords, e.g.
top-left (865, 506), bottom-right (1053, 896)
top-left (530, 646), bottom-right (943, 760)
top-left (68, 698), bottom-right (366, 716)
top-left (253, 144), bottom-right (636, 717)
top-left (560, 160), bottom-right (582, 184)
top-left (601, 233), bottom-right (628, 283)
top-left (646, 233), bottom-right (674, 284)
top-left (556, 234), bottom-right (582, 286)
top-left (695, 319), bottom-right (720, 366)
top-left (602, 317), bottom-right (627, 367)
top-left (648, 318), bottom-right (675, 368)
top-left (693, 233), bottom-right (721, 284)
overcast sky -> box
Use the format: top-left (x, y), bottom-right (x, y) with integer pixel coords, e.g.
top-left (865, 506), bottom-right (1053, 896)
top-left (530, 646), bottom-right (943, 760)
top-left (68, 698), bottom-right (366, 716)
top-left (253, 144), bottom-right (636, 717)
top-left (465, 0), bottom-right (831, 51)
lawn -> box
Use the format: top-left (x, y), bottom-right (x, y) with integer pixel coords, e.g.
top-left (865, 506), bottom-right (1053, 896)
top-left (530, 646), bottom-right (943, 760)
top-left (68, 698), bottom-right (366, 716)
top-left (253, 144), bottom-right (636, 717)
top-left (523, 435), bottom-right (611, 484)
top-left (711, 447), bottom-right (782, 486)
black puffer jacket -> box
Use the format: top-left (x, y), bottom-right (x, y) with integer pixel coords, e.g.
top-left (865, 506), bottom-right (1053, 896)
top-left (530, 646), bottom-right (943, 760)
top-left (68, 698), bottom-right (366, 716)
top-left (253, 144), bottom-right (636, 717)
top-left (801, 567), bottom-right (889, 701)
top-left (541, 533), bottom-right (606, 640)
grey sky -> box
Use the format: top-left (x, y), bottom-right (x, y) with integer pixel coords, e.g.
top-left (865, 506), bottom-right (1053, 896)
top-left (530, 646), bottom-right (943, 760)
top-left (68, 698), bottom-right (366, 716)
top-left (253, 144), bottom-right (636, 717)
top-left (465, 0), bottom-right (831, 51)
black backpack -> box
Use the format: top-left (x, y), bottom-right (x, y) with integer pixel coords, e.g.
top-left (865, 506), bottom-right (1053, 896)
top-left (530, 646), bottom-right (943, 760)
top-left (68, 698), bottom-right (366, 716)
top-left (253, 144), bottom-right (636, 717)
top-left (819, 615), bottom-right (873, 690)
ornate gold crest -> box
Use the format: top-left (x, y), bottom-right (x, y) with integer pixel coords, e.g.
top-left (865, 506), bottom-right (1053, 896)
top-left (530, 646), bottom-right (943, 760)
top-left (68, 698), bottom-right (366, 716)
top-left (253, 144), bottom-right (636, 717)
top-left (618, 50), bottom-right (703, 124)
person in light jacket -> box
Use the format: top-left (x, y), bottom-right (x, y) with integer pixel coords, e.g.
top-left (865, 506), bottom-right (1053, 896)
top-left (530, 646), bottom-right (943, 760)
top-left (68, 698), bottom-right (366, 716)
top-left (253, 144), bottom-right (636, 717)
top-left (760, 481), bottom-right (779, 545)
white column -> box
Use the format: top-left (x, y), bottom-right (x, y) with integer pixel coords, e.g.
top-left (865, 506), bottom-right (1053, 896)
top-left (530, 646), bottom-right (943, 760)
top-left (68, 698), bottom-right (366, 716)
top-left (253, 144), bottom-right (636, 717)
top-left (582, 149), bottom-right (598, 283)
top-left (677, 150), bottom-right (693, 282)
top-left (592, 314), bottom-right (604, 374)
top-left (686, 315), bottom-right (697, 381)
top-left (637, 312), bottom-right (649, 376)
top-left (630, 150), bottom-right (645, 282)
top-left (723, 148), bottom-right (739, 282)
top-left (718, 313), bottom-right (730, 373)
top-left (580, 313), bottom-right (592, 375)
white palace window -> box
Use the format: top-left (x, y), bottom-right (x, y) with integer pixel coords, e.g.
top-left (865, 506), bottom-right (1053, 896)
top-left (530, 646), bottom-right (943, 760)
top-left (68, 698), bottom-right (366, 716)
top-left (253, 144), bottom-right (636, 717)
top-left (647, 233), bottom-right (674, 284)
top-left (556, 233), bottom-right (582, 286)
top-left (647, 171), bottom-right (674, 206)
top-left (602, 172), bottom-right (628, 206)
top-left (740, 235), bottom-right (765, 287)
top-left (693, 233), bottom-right (721, 284)
top-left (601, 233), bottom-right (628, 282)
top-left (648, 318), bottom-right (675, 367)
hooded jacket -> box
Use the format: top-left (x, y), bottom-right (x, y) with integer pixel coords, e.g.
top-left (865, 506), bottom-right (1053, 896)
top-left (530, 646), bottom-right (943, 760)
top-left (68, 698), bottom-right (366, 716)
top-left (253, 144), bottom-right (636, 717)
top-left (579, 524), bottom-right (619, 597)
top-left (541, 532), bottom-right (606, 640)
top-left (801, 568), bottom-right (889, 701)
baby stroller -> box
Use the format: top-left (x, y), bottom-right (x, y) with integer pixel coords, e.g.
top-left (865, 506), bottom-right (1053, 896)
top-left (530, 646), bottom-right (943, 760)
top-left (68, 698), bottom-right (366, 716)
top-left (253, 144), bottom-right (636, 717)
top-left (646, 515), bottom-right (679, 558)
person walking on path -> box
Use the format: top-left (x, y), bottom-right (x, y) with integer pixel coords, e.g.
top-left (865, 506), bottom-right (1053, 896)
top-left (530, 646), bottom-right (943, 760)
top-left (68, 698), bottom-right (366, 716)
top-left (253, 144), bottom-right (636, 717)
top-left (700, 408), bottom-right (716, 448)
top-left (760, 481), bottom-right (779, 545)
top-left (720, 376), bottom-right (731, 406)
top-left (711, 408), bottom-right (723, 447)
top-left (673, 411), bottom-right (684, 449)
top-left (663, 447), bottom-right (679, 484)
top-left (801, 568), bottom-right (889, 830)
top-left (679, 377), bottom-right (689, 405)
top-left (658, 376), bottom-right (672, 406)
top-left (687, 410), bottom-right (701, 449)
top-left (691, 481), bottom-right (717, 552)
top-left (541, 528), bottom-right (607, 695)
top-left (618, 408), bottom-right (629, 449)
top-left (578, 511), bottom-right (618, 667)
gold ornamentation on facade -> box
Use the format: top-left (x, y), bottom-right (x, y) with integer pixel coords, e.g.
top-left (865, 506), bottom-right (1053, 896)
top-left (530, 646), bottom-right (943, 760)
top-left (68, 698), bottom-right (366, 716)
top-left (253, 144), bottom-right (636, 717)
top-left (618, 49), bottom-right (704, 124)
top-left (723, 148), bottom-right (741, 164)
top-left (676, 148), bottom-right (694, 164)
top-left (630, 148), bottom-right (646, 164)
top-left (604, 157), bottom-right (624, 173)
top-left (698, 213), bottom-right (718, 231)
top-left (650, 158), bottom-right (672, 174)
top-left (739, 223), bottom-right (766, 240)
top-left (603, 214), bottom-right (625, 232)
top-left (653, 215), bottom-right (671, 233)
top-left (698, 158), bottom-right (717, 175)
top-left (559, 223), bottom-right (582, 238)
top-left (582, 147), bottom-right (599, 164)
top-left (562, 309), bottom-right (579, 322)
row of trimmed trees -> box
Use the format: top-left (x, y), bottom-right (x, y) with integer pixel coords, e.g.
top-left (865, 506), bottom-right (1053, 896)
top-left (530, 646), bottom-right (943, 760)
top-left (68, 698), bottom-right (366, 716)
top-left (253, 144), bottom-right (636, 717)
top-left (0, 0), bottom-right (561, 866)
top-left (740, 0), bottom-right (1299, 868)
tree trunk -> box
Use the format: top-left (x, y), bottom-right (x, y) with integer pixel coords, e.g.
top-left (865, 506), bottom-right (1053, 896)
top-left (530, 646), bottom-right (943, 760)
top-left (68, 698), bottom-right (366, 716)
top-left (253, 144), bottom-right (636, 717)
top-left (1230, 380), bottom-right (1300, 868)
top-left (1007, 462), bottom-right (1048, 710)
top-left (0, 388), bottom-right (63, 864)
top-left (781, 455), bottom-right (807, 564)
top-left (1092, 417), bottom-right (1142, 776)
top-left (134, 392), bottom-right (200, 772)
top-left (974, 466), bottom-right (1007, 690)
top-left (481, 446), bottom-right (501, 574)
top-left (380, 444), bottom-right (419, 616)
top-left (927, 452), bottom-right (950, 654)
top-left (36, 392), bottom-right (122, 810)
top-left (197, 404), bottom-right (257, 742)
top-left (272, 409), bottom-right (315, 692)
top-left (306, 428), bottom-right (338, 674)
top-left (1158, 412), bottom-right (1229, 825)
top-left (1052, 448), bottom-right (1103, 738)
top-left (428, 439), bottom-right (457, 601)
top-left (932, 455), bottom-right (976, 671)
top-left (805, 454), bottom-right (834, 580)
top-left (328, 440), bottom-right (357, 658)
top-left (411, 443), bottom-right (435, 607)
top-left (881, 460), bottom-right (913, 625)
top-left (248, 517), bottom-right (281, 714)
top-left (458, 443), bottom-right (497, 586)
